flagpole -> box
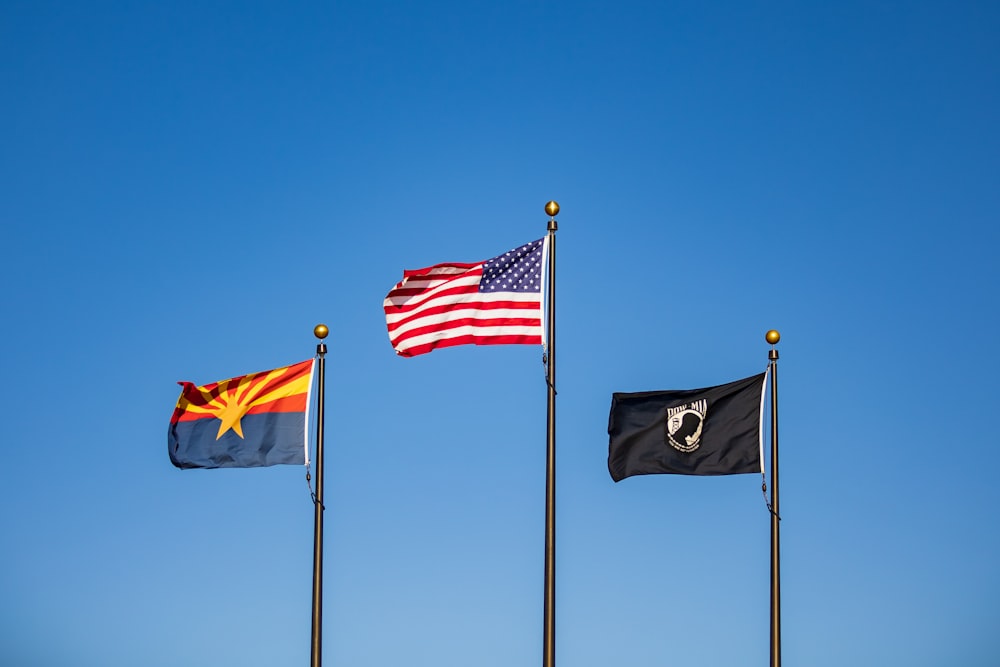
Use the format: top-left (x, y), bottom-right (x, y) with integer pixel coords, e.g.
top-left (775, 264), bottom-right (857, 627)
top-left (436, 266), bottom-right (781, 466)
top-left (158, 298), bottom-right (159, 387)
top-left (766, 329), bottom-right (781, 667)
top-left (542, 201), bottom-right (559, 667)
top-left (311, 324), bottom-right (328, 667)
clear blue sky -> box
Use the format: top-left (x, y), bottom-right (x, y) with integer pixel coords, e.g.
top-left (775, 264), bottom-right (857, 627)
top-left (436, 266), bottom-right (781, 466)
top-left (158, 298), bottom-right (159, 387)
top-left (2, 2), bottom-right (998, 666)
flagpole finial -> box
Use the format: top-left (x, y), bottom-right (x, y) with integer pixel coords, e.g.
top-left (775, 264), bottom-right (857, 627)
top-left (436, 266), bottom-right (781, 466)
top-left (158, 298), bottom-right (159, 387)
top-left (765, 329), bottom-right (781, 345)
top-left (314, 324), bottom-right (329, 340)
top-left (545, 201), bottom-right (560, 217)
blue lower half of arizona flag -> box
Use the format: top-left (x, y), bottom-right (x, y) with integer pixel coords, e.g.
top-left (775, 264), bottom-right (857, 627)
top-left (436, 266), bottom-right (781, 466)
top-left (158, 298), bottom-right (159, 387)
top-left (167, 360), bottom-right (313, 470)
top-left (169, 412), bottom-right (306, 469)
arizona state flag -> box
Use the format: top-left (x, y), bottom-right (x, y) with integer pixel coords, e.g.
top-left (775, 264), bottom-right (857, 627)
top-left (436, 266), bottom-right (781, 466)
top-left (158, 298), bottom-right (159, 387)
top-left (168, 359), bottom-right (314, 469)
top-left (608, 373), bottom-right (767, 481)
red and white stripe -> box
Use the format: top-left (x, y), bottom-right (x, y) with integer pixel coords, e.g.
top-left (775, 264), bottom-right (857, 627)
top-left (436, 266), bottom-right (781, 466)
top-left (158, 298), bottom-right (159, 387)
top-left (384, 259), bottom-right (544, 357)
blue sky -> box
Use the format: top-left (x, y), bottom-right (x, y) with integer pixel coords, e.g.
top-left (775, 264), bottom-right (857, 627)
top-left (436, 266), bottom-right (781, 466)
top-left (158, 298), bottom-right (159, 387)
top-left (2, 1), bottom-right (998, 666)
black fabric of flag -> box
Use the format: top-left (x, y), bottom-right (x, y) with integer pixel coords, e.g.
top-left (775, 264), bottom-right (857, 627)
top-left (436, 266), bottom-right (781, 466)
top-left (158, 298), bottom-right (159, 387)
top-left (608, 373), bottom-right (766, 481)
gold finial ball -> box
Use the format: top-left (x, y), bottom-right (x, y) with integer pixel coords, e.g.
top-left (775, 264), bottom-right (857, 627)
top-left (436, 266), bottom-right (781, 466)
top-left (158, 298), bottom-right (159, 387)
top-left (765, 329), bottom-right (781, 345)
top-left (314, 324), bottom-right (329, 340)
top-left (545, 201), bottom-right (560, 217)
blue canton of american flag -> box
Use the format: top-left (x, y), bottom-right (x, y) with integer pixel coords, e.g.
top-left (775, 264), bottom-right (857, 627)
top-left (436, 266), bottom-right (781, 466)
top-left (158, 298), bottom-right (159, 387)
top-left (480, 239), bottom-right (544, 293)
top-left (384, 237), bottom-right (547, 357)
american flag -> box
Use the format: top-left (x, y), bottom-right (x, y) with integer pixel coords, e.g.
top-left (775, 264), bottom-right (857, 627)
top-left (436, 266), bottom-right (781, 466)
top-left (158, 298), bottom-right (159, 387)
top-left (384, 238), bottom-right (547, 357)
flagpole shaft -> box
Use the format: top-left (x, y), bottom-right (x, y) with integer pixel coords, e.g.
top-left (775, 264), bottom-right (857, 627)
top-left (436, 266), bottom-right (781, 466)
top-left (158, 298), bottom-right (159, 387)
top-left (768, 344), bottom-right (780, 667)
top-left (542, 203), bottom-right (558, 667)
top-left (311, 328), bottom-right (328, 667)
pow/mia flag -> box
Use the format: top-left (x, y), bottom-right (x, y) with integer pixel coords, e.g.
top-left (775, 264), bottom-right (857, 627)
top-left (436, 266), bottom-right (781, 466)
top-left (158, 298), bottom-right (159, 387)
top-left (608, 373), bottom-right (766, 481)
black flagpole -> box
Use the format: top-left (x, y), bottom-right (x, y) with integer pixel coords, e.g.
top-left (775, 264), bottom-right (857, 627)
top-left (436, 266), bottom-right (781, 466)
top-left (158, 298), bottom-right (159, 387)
top-left (311, 324), bottom-right (328, 667)
top-left (542, 201), bottom-right (559, 667)
top-left (766, 329), bottom-right (781, 667)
